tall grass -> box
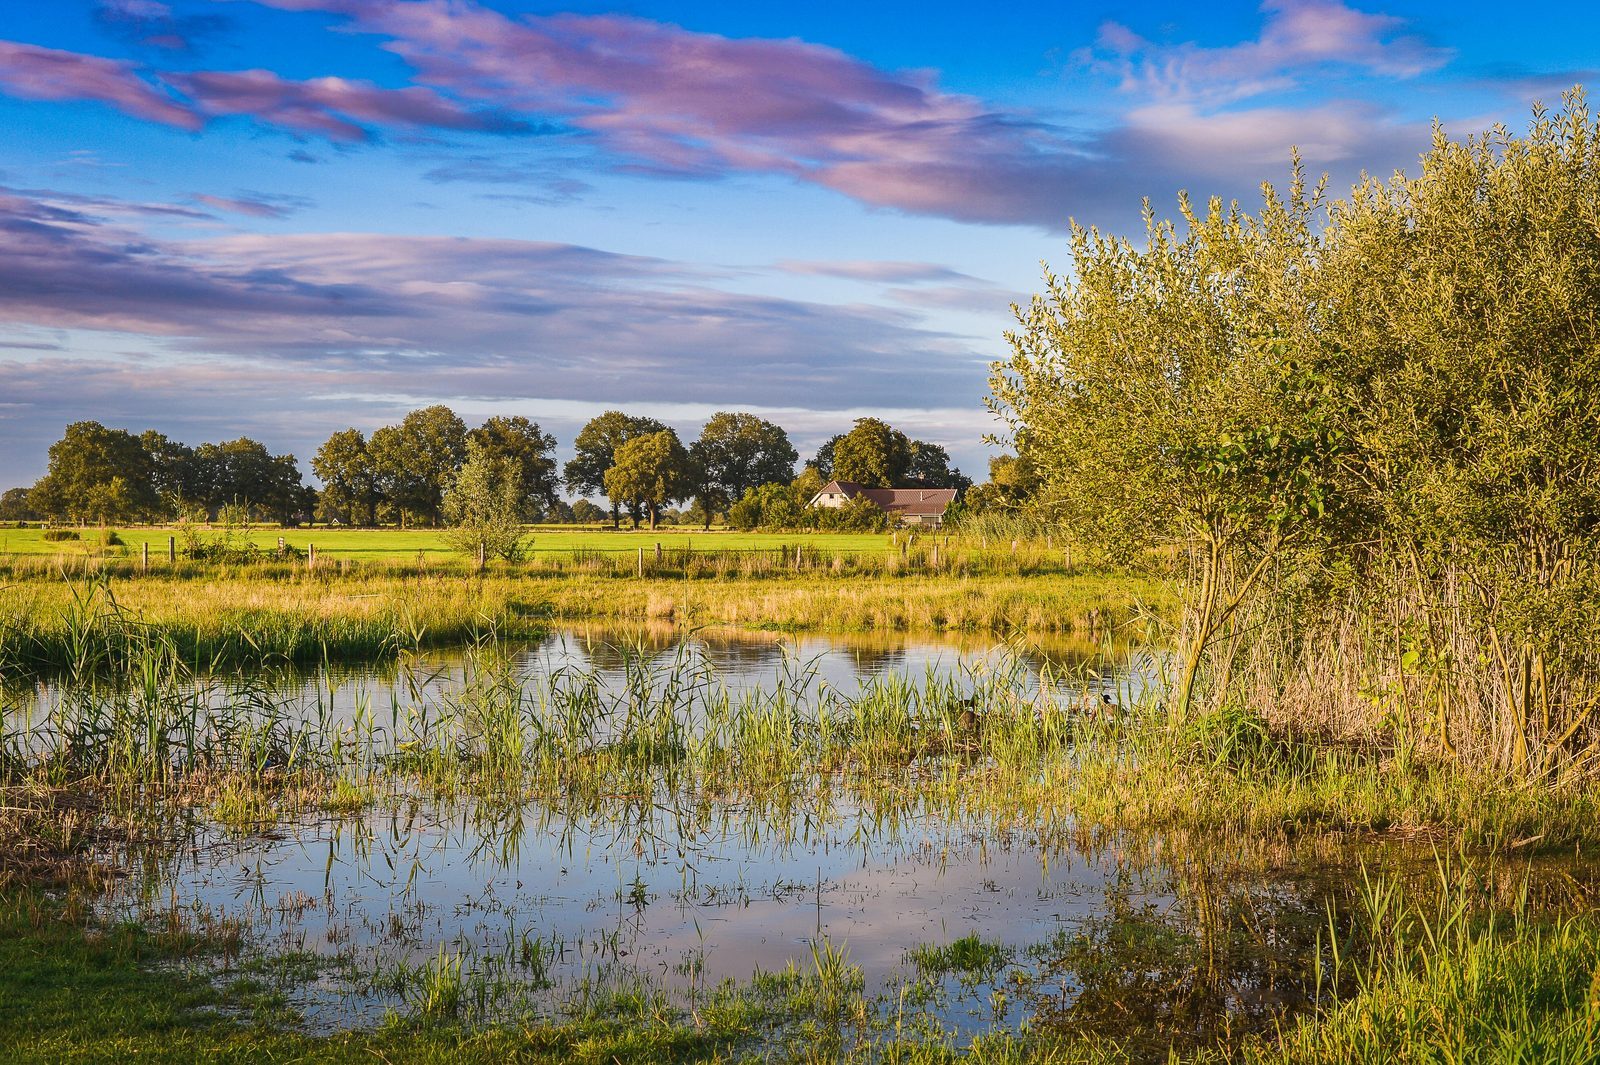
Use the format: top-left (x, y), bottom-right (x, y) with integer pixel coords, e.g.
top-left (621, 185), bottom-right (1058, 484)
top-left (1242, 856), bottom-right (1600, 1064)
top-left (0, 572), bottom-right (1167, 674)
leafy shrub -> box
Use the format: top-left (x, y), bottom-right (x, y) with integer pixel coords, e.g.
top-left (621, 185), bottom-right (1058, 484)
top-left (41, 529), bottom-right (80, 542)
top-left (97, 529), bottom-right (124, 547)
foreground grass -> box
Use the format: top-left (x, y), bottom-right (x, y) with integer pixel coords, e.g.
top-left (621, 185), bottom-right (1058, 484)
top-left (6, 866), bottom-right (1600, 1065)
top-left (1048, 708), bottom-right (1600, 851)
top-left (0, 890), bottom-right (741, 1064)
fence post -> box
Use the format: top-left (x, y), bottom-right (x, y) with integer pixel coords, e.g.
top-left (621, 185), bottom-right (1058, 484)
top-left (655, 541), bottom-right (662, 561)
top-left (167, 535), bottom-right (176, 564)
top-left (931, 542), bottom-right (938, 568)
top-left (795, 544), bottom-right (802, 571)
top-left (277, 536), bottom-right (286, 556)
top-left (637, 546), bottom-right (645, 577)
top-left (141, 541), bottom-right (149, 574)
top-left (308, 542), bottom-right (316, 571)
top-left (477, 542), bottom-right (486, 573)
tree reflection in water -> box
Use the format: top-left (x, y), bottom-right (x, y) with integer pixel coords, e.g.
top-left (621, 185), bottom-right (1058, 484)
top-left (1017, 862), bottom-right (1351, 1062)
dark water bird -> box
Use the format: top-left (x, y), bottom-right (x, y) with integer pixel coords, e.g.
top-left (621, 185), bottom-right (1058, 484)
top-left (1081, 691), bottom-right (1118, 720)
top-left (950, 694), bottom-right (983, 735)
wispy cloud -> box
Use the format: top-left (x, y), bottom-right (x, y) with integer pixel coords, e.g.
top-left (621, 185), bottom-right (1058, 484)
top-left (169, 68), bottom-right (538, 141)
top-left (0, 39), bottom-right (201, 129)
top-left (1085, 0), bottom-right (1452, 106)
top-left (774, 261), bottom-right (980, 284)
top-left (0, 1), bottom-right (1456, 230)
top-left (0, 185), bottom-right (981, 416)
top-left (250, 2), bottom-right (1103, 226)
top-left (92, 0), bottom-right (233, 53)
top-left (192, 191), bottom-right (313, 219)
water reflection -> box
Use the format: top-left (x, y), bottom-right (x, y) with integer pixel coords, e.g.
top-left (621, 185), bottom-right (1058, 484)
top-left (13, 624), bottom-right (1139, 729)
top-left (113, 793), bottom-right (1346, 1048)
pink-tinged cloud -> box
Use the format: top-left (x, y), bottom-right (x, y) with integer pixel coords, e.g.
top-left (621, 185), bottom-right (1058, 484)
top-left (171, 69), bottom-right (536, 141)
top-left (243, 0), bottom-right (1441, 229)
top-left (0, 38), bottom-right (201, 129)
top-left (0, 186), bottom-right (979, 415)
top-left (1088, 0), bottom-right (1451, 106)
top-left (193, 192), bottom-right (309, 219)
top-left (248, 1), bottom-right (1100, 226)
top-left (92, 0), bottom-right (233, 53)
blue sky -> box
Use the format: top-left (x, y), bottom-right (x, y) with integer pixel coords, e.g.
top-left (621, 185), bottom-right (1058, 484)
top-left (0, 0), bottom-right (1595, 488)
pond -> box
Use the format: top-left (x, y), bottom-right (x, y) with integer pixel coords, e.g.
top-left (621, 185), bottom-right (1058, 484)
top-left (112, 789), bottom-right (1355, 1057)
top-left (11, 625), bottom-right (1578, 1059)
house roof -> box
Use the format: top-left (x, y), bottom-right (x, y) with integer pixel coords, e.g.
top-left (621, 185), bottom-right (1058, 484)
top-left (812, 480), bottom-right (957, 516)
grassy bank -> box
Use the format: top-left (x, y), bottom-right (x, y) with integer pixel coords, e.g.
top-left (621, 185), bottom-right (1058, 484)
top-left (0, 571), bottom-right (1168, 673)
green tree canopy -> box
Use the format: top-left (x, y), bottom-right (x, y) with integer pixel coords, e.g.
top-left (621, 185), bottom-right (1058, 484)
top-left (312, 428), bottom-right (379, 526)
top-left (963, 453), bottom-right (1040, 513)
top-left (727, 482), bottom-right (805, 530)
top-left (368, 405), bottom-right (468, 527)
top-left (831, 418), bottom-right (913, 487)
top-left (468, 416), bottom-right (559, 520)
top-left (442, 438), bottom-right (527, 562)
top-left (0, 486), bottom-right (37, 522)
top-left (806, 434), bottom-right (843, 478)
top-left (139, 431), bottom-right (197, 510)
top-left (29, 421), bottom-right (159, 524)
top-left (688, 412), bottom-right (798, 529)
top-left (905, 441), bottom-right (970, 490)
top-left (564, 411), bottom-right (667, 527)
top-left (991, 94), bottom-right (1600, 774)
top-left (603, 429), bottom-right (691, 530)
top-left (190, 438), bottom-right (307, 521)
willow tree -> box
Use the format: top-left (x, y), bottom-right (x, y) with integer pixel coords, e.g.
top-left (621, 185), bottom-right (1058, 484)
top-left (989, 168), bottom-right (1349, 724)
top-left (1314, 95), bottom-right (1600, 775)
top-left (994, 93), bottom-right (1600, 776)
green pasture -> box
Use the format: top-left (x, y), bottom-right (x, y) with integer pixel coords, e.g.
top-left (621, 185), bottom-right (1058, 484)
top-left (0, 524), bottom-right (896, 560)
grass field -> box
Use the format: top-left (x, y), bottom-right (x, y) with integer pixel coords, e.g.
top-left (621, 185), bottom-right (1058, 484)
top-left (0, 523), bottom-right (894, 560)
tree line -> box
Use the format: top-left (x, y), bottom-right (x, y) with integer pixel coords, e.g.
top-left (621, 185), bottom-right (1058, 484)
top-left (0, 408), bottom-right (980, 531)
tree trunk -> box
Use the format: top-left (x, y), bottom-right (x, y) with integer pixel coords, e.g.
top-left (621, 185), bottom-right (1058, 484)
top-left (1174, 538), bottom-right (1221, 727)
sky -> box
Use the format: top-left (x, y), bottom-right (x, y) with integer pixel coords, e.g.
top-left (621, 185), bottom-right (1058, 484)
top-left (0, 0), bottom-right (1595, 490)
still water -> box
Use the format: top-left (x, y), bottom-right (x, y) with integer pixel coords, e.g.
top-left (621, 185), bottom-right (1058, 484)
top-left (63, 628), bottom-right (1349, 1055)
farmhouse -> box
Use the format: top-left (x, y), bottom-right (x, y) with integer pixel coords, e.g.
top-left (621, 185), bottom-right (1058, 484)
top-left (807, 480), bottom-right (958, 527)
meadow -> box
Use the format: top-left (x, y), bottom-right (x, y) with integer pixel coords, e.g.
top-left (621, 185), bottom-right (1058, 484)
top-left (0, 522), bottom-right (893, 560)
top-left (0, 523), bottom-right (1165, 671)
